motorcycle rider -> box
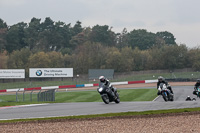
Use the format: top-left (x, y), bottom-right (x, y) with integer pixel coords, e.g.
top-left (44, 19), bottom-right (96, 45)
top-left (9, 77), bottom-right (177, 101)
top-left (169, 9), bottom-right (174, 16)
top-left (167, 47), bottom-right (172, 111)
top-left (193, 79), bottom-right (200, 95)
top-left (99, 76), bottom-right (117, 99)
top-left (157, 76), bottom-right (174, 95)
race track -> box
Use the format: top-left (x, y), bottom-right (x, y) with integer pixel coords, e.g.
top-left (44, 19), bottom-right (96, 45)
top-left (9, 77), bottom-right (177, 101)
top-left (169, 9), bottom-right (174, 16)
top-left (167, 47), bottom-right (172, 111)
top-left (0, 86), bottom-right (200, 120)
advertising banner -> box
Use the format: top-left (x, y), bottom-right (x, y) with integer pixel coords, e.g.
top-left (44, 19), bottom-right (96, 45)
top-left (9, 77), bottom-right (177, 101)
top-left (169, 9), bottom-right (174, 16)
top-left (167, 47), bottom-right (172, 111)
top-left (29, 68), bottom-right (73, 78)
top-left (0, 69), bottom-right (25, 79)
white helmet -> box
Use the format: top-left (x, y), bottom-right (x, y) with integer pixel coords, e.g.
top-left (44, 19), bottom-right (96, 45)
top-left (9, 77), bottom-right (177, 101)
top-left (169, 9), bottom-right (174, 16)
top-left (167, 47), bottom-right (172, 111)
top-left (99, 76), bottom-right (106, 82)
top-left (158, 76), bottom-right (164, 81)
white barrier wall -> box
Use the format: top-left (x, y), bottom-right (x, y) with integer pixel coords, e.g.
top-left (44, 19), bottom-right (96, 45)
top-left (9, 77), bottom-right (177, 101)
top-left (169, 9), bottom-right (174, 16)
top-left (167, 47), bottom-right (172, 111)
top-left (0, 69), bottom-right (25, 79)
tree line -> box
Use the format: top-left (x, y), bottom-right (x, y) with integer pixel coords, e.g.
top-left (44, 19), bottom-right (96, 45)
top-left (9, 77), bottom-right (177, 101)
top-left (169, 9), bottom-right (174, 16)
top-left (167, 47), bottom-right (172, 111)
top-left (0, 17), bottom-right (176, 53)
top-left (0, 17), bottom-right (199, 75)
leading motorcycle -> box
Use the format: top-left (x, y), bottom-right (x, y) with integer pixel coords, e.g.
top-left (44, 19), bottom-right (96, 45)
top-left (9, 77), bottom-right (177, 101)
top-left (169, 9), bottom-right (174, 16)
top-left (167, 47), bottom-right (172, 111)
top-left (97, 82), bottom-right (120, 104)
top-left (158, 83), bottom-right (174, 102)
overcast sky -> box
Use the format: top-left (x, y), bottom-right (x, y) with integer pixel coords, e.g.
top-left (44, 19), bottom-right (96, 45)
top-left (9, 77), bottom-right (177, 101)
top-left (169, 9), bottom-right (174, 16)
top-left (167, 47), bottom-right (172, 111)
top-left (0, 0), bottom-right (200, 48)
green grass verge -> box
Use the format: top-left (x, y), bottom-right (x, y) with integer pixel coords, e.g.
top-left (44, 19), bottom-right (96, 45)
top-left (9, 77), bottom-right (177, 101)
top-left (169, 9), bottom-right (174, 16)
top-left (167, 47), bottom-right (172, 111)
top-left (1, 107), bottom-right (200, 123)
top-left (55, 89), bottom-right (157, 102)
top-left (0, 89), bottom-right (157, 106)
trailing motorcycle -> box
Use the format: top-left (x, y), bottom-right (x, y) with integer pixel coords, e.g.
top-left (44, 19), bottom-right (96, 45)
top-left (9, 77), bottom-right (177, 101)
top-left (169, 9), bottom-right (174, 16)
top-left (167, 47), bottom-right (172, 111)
top-left (158, 83), bottom-right (174, 102)
top-left (194, 87), bottom-right (200, 98)
top-left (97, 82), bottom-right (120, 104)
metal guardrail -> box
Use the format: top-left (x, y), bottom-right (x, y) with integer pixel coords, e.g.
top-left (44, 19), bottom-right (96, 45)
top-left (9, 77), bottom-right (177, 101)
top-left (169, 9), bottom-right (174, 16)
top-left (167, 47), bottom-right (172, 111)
top-left (15, 89), bottom-right (55, 102)
top-left (37, 89), bottom-right (55, 102)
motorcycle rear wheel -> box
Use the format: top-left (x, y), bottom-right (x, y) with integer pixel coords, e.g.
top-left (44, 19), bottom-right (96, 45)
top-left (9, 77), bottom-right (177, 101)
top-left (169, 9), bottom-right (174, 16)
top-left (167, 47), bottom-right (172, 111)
top-left (197, 93), bottom-right (200, 98)
top-left (170, 96), bottom-right (174, 101)
top-left (114, 92), bottom-right (120, 103)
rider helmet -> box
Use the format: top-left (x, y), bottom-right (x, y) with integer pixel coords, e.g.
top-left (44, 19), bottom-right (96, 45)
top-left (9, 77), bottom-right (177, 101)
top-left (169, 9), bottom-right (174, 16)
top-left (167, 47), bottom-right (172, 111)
top-left (99, 76), bottom-right (106, 82)
top-left (158, 76), bottom-right (164, 82)
top-left (197, 79), bottom-right (200, 83)
top-left (186, 96), bottom-right (191, 101)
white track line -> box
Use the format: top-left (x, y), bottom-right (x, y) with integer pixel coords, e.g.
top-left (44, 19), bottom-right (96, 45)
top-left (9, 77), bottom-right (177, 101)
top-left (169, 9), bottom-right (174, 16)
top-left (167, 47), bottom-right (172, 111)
top-left (153, 95), bottom-right (160, 101)
top-left (0, 103), bottom-right (49, 110)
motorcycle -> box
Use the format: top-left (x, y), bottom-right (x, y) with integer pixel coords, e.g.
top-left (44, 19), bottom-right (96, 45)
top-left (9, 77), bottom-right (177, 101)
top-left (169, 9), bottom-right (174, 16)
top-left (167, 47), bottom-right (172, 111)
top-left (97, 82), bottom-right (120, 104)
top-left (158, 83), bottom-right (174, 102)
top-left (195, 87), bottom-right (200, 98)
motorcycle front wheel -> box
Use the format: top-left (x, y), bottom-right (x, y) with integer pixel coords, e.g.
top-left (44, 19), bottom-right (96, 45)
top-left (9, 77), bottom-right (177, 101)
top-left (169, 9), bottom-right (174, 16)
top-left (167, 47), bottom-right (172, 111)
top-left (101, 94), bottom-right (109, 104)
top-left (162, 91), bottom-right (168, 102)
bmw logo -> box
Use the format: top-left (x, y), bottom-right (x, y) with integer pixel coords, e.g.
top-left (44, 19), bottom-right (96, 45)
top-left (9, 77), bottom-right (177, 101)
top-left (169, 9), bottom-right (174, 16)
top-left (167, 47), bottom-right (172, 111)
top-left (36, 70), bottom-right (42, 76)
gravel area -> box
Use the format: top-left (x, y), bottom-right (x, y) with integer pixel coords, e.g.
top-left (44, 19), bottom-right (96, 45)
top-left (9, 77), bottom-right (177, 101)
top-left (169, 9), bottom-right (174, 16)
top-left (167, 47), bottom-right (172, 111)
top-left (0, 82), bottom-right (199, 133)
top-left (0, 112), bottom-right (200, 133)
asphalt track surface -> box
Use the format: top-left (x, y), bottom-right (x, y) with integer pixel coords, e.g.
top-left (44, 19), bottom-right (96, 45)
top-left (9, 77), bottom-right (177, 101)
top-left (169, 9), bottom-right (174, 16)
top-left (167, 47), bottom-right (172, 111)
top-left (0, 86), bottom-right (200, 120)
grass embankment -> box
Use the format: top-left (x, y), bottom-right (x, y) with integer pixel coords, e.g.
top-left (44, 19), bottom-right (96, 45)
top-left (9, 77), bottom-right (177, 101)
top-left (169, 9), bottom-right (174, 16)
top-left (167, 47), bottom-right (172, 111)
top-left (0, 89), bottom-right (157, 106)
top-left (56, 89), bottom-right (157, 102)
